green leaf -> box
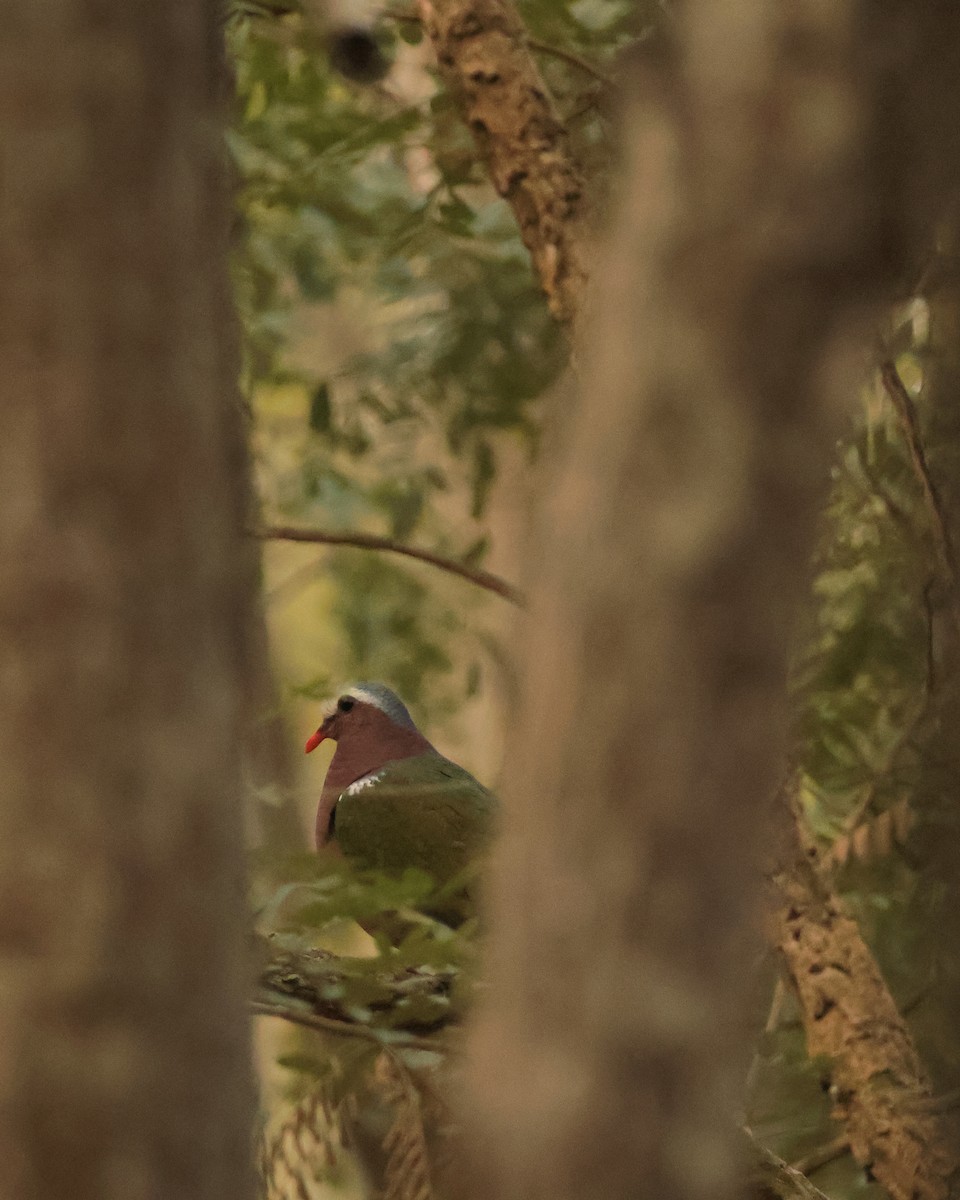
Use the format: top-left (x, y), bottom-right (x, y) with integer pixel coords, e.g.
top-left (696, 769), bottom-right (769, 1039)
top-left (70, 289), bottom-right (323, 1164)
top-left (276, 1052), bottom-right (328, 1078)
top-left (462, 536), bottom-right (489, 566)
top-left (308, 381), bottom-right (332, 432)
top-left (397, 18), bottom-right (424, 45)
top-left (471, 439), bottom-right (496, 518)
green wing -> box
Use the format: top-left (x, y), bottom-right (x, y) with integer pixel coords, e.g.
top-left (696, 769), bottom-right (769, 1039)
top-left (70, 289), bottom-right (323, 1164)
top-left (334, 754), bottom-right (497, 886)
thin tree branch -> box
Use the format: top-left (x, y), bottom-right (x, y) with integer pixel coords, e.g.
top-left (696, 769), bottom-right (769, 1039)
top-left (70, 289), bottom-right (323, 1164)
top-left (255, 933), bottom-right (460, 1037)
top-left (744, 975), bottom-right (789, 1098)
top-left (525, 36), bottom-right (612, 88)
top-left (746, 1131), bottom-right (834, 1200)
top-left (788, 1136), bottom-right (850, 1179)
top-left (251, 1000), bottom-right (442, 1053)
top-left (880, 359), bottom-right (958, 589)
top-left (255, 524), bottom-right (525, 605)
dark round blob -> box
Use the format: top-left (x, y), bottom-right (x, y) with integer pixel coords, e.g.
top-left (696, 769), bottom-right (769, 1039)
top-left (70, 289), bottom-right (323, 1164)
top-left (327, 26), bottom-right (390, 83)
top-left (337, 696), bottom-right (355, 713)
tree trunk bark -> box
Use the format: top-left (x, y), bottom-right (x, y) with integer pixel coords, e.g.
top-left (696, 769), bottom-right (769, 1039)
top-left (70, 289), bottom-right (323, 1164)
top-left (458, 4), bottom-right (960, 1200)
top-left (773, 793), bottom-right (958, 1200)
top-left (418, 0), bottom-right (588, 326)
top-left (0, 3), bottom-right (256, 1197)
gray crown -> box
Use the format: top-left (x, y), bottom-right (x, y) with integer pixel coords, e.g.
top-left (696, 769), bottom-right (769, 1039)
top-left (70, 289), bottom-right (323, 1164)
top-left (348, 681), bottom-right (418, 730)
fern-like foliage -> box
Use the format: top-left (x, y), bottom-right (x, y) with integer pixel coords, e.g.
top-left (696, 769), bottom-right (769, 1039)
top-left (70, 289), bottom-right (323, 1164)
top-left (379, 1055), bottom-right (439, 1200)
top-left (829, 798), bottom-right (917, 870)
top-left (749, 295), bottom-right (960, 1183)
top-left (253, 849), bottom-right (478, 1197)
top-left (258, 1087), bottom-right (345, 1199)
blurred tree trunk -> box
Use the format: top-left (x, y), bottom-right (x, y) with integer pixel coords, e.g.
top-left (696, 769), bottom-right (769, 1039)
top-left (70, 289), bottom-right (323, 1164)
top-left (246, 613), bottom-right (305, 851)
top-left (459, 4), bottom-right (960, 1200)
top-left (0, 3), bottom-right (256, 1198)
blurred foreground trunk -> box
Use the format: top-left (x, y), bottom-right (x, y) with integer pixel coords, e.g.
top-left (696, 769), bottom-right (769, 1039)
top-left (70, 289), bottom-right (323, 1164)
top-left (460, 4), bottom-right (960, 1200)
top-left (0, 3), bottom-right (256, 1197)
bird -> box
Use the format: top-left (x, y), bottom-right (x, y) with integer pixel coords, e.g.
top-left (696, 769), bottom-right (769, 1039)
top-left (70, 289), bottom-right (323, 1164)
top-left (305, 682), bottom-right (497, 923)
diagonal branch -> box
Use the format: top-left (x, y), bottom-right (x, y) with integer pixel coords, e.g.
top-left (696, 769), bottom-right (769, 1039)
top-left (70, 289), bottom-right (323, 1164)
top-left (255, 524), bottom-right (525, 605)
top-left (255, 935), bottom-right (459, 1037)
top-left (771, 788), bottom-right (960, 1200)
top-left (880, 359), bottom-right (958, 589)
top-left (745, 1131), bottom-right (833, 1200)
top-left (417, 0), bottom-right (589, 325)
top-left (251, 1000), bottom-right (441, 1053)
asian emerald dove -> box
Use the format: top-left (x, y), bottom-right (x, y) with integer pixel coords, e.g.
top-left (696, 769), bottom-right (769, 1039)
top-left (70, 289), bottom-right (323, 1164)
top-left (305, 682), bottom-right (496, 921)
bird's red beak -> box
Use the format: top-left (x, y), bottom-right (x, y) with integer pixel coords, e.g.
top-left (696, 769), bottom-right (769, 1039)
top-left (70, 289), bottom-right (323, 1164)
top-left (304, 729), bottom-right (326, 754)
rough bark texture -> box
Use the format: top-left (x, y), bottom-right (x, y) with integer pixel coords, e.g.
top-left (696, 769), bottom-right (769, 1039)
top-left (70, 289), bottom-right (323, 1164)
top-left (774, 801), bottom-right (959, 1200)
top-left (418, 0), bottom-right (588, 324)
top-left (456, 3), bottom-right (960, 1200)
top-left (0, 3), bottom-right (255, 1198)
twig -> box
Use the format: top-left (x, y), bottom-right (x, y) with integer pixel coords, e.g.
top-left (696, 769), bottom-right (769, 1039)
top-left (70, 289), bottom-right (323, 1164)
top-left (789, 1136), bottom-right (850, 1178)
top-left (526, 36), bottom-right (613, 88)
top-left (922, 577), bottom-right (936, 691)
top-left (251, 999), bottom-right (442, 1054)
top-left (255, 524), bottom-right (525, 605)
top-left (745, 1129), bottom-right (835, 1200)
top-left (900, 982), bottom-right (933, 1018)
top-left (744, 976), bottom-right (789, 1098)
top-left (880, 360), bottom-right (958, 589)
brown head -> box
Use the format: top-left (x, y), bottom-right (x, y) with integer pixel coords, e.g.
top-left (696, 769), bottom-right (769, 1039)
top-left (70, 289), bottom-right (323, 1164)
top-left (305, 683), bottom-right (434, 849)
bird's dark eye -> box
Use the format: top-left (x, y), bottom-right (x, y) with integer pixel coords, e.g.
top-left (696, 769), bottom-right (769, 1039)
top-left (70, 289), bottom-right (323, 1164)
top-left (337, 696), bottom-right (355, 713)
